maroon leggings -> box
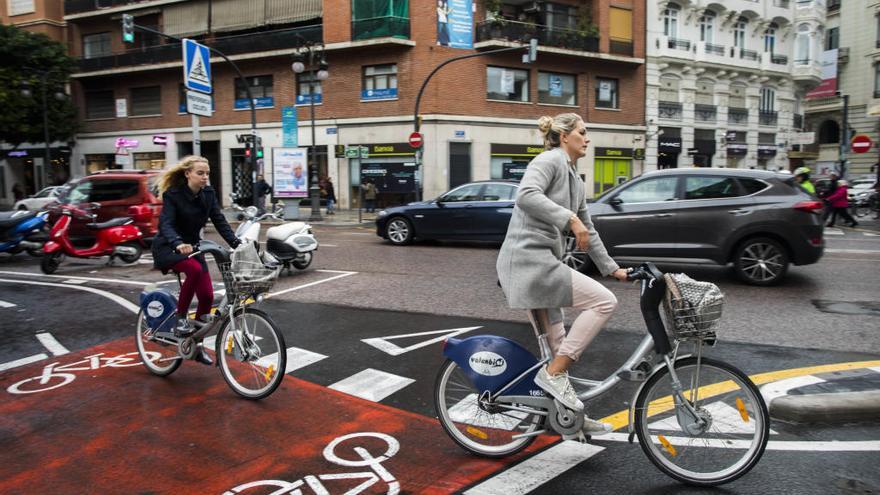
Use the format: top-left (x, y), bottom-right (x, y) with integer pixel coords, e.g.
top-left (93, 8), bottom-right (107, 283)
top-left (172, 257), bottom-right (214, 319)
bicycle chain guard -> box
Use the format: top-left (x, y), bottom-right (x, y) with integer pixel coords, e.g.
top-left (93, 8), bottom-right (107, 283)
top-left (178, 337), bottom-right (196, 360)
top-left (547, 400), bottom-right (584, 437)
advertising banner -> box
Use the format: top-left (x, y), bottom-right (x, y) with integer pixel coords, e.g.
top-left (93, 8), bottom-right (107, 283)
top-left (281, 106), bottom-right (298, 147)
top-left (361, 88), bottom-right (398, 101)
top-left (234, 97), bottom-right (274, 109)
top-left (806, 49), bottom-right (838, 99)
top-left (437, 0), bottom-right (474, 49)
top-left (361, 162), bottom-right (416, 193)
top-left (272, 148), bottom-right (309, 198)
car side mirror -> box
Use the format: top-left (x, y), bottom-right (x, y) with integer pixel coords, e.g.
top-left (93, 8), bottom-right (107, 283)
top-left (609, 197), bottom-right (623, 206)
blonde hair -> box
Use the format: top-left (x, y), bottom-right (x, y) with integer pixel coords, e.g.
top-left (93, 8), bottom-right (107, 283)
top-left (538, 113), bottom-right (583, 150)
top-left (156, 155), bottom-right (209, 196)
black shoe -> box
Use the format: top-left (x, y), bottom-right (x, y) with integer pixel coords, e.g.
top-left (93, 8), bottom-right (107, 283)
top-left (850, 222), bottom-right (859, 228)
top-left (194, 346), bottom-right (213, 366)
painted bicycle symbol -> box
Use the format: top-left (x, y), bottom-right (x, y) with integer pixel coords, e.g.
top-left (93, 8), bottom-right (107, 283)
top-left (6, 352), bottom-right (154, 395)
top-left (224, 432), bottom-right (400, 495)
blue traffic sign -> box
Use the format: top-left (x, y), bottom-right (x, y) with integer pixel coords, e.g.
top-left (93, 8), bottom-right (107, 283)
top-left (182, 39), bottom-right (211, 94)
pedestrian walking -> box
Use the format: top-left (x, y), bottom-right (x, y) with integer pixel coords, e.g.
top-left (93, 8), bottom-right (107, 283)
top-left (325, 177), bottom-right (336, 215)
top-left (11, 182), bottom-right (24, 202)
top-left (825, 177), bottom-right (858, 228)
top-left (361, 179), bottom-right (377, 213)
top-left (255, 174), bottom-right (273, 215)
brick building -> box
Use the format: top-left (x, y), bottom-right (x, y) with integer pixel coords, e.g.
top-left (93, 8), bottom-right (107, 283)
top-left (63, 0), bottom-right (645, 208)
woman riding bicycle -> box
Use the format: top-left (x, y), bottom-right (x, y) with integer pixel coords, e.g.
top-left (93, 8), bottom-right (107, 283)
top-left (152, 155), bottom-right (241, 365)
top-left (496, 113), bottom-right (628, 435)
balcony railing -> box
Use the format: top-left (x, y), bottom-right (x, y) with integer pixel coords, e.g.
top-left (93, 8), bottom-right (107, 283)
top-left (658, 101), bottom-right (683, 120)
top-left (476, 20), bottom-right (600, 52)
top-left (728, 107), bottom-right (749, 125)
top-left (695, 104), bottom-right (717, 122)
top-left (65, 0), bottom-right (145, 15)
top-left (610, 40), bottom-right (634, 56)
top-left (793, 114), bottom-right (804, 129)
top-left (759, 111), bottom-right (778, 126)
top-left (352, 16), bottom-right (410, 40)
top-left (668, 38), bottom-right (691, 50)
top-left (770, 54), bottom-right (788, 64)
top-left (77, 24), bottom-right (322, 73)
top-left (773, 0), bottom-right (790, 7)
top-left (704, 43), bottom-right (724, 55)
top-left (827, 0), bottom-right (841, 11)
top-left (740, 49), bottom-right (759, 61)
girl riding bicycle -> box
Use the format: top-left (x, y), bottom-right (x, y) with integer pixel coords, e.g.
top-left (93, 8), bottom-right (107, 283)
top-left (496, 113), bottom-right (628, 435)
top-left (152, 155), bottom-right (241, 364)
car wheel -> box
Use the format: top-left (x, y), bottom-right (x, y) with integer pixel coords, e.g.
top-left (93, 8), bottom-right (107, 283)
top-left (733, 237), bottom-right (789, 286)
top-left (385, 217), bottom-right (414, 245)
top-left (562, 234), bottom-right (592, 273)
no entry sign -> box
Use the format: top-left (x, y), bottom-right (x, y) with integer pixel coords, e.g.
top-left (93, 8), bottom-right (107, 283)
top-left (851, 134), bottom-right (872, 154)
top-left (408, 132), bottom-right (423, 149)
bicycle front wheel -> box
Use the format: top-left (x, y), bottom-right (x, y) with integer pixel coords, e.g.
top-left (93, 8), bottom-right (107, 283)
top-left (216, 307), bottom-right (286, 399)
top-left (434, 359), bottom-right (544, 458)
top-left (135, 309), bottom-right (182, 376)
top-left (634, 357), bottom-right (769, 486)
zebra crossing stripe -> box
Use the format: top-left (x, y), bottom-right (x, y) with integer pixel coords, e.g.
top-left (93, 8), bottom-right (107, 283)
top-left (328, 368), bottom-right (415, 402)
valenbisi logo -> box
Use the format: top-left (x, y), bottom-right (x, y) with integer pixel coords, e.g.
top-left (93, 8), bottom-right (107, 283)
top-left (468, 351), bottom-right (507, 376)
top-left (146, 301), bottom-right (166, 318)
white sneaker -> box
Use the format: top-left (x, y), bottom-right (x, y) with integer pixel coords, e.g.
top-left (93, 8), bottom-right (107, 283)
top-left (582, 416), bottom-right (612, 436)
top-left (534, 365), bottom-right (584, 412)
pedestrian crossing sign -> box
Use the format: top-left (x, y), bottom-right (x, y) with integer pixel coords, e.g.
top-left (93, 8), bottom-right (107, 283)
top-left (182, 38), bottom-right (211, 94)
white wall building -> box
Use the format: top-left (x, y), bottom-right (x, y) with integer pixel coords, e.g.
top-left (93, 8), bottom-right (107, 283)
top-left (645, 0), bottom-right (827, 172)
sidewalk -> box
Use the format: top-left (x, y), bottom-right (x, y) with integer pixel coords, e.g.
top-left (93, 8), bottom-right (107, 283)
top-left (223, 206), bottom-right (376, 227)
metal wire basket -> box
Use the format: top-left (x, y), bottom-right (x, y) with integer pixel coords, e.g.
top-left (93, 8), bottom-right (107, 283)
top-left (218, 261), bottom-right (278, 299)
top-left (663, 298), bottom-right (723, 340)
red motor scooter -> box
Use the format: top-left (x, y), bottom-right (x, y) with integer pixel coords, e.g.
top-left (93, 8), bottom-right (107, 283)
top-left (41, 202), bottom-right (144, 274)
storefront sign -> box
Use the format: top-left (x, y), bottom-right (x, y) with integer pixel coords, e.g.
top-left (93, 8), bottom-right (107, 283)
top-left (658, 138), bottom-right (682, 153)
top-left (334, 144), bottom-right (346, 158)
top-left (361, 88), bottom-right (398, 101)
top-left (490, 144), bottom-right (545, 157)
top-left (361, 162), bottom-right (416, 193)
top-left (502, 162), bottom-right (528, 181)
top-left (757, 144), bottom-right (777, 158)
top-left (272, 147), bottom-right (309, 198)
top-left (726, 143), bottom-right (748, 156)
top-left (295, 93), bottom-right (322, 105)
top-left (352, 143), bottom-right (416, 157)
top-left (7, 150), bottom-right (28, 157)
top-left (234, 97), bottom-right (274, 110)
top-left (152, 135), bottom-right (168, 146)
top-left (633, 148), bottom-right (645, 160)
top-left (594, 147), bottom-right (633, 158)
top-left (115, 137), bottom-right (139, 149)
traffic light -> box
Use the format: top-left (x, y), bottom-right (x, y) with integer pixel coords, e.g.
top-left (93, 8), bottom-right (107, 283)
top-left (244, 141), bottom-right (252, 158)
top-left (255, 136), bottom-right (263, 159)
top-left (122, 14), bottom-right (135, 44)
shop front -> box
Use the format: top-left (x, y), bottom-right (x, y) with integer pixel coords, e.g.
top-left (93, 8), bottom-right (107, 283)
top-left (693, 139), bottom-right (716, 168)
top-left (725, 131), bottom-right (748, 168)
top-left (489, 144), bottom-right (544, 181)
top-left (593, 147), bottom-right (633, 196)
top-left (658, 137), bottom-right (681, 169)
top-left (757, 145), bottom-right (777, 170)
top-left (347, 143), bottom-right (417, 208)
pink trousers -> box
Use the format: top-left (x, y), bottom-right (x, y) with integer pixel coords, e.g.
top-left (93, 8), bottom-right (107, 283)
top-left (172, 257), bottom-right (214, 319)
top-left (527, 268), bottom-right (618, 361)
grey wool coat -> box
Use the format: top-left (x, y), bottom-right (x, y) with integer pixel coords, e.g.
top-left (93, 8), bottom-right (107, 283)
top-left (496, 147), bottom-right (619, 315)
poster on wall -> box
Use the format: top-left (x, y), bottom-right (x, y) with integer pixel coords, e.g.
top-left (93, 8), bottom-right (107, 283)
top-left (437, 0), bottom-right (473, 49)
top-left (272, 148), bottom-right (309, 198)
top-left (806, 49), bottom-right (838, 99)
top-left (362, 162), bottom-right (416, 193)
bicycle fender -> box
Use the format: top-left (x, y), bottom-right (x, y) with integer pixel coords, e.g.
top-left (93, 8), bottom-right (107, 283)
top-left (443, 336), bottom-right (545, 397)
top-left (627, 354), bottom-right (695, 438)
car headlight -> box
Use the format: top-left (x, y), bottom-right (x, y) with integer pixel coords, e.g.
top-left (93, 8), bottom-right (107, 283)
top-left (377, 210), bottom-right (388, 217)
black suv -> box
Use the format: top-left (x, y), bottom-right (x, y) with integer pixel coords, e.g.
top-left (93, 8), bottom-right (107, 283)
top-left (588, 168), bottom-right (824, 285)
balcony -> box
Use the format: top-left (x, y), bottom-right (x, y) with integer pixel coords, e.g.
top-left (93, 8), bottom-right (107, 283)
top-left (352, 16), bottom-right (410, 41)
top-left (759, 111), bottom-right (778, 126)
top-left (827, 0), bottom-right (840, 12)
top-left (728, 108), bottom-right (749, 125)
top-left (704, 43), bottom-right (725, 56)
top-left (740, 49), bottom-right (759, 61)
top-left (667, 38), bottom-right (691, 51)
top-left (658, 101), bottom-right (683, 121)
top-left (770, 54), bottom-right (788, 64)
top-left (76, 24), bottom-right (322, 73)
top-left (65, 0), bottom-right (169, 15)
top-left (475, 20), bottom-right (599, 53)
top-left (695, 104), bottom-right (717, 123)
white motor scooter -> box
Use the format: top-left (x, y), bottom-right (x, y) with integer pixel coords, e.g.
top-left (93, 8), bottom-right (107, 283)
top-left (230, 194), bottom-right (319, 274)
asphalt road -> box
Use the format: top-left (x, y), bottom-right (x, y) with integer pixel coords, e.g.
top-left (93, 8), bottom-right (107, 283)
top-left (0, 222), bottom-right (878, 494)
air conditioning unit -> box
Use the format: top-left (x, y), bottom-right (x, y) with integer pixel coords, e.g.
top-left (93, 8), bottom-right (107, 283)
top-left (837, 47), bottom-right (849, 64)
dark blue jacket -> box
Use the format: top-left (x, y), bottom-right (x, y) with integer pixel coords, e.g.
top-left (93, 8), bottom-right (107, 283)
top-left (151, 185), bottom-right (239, 271)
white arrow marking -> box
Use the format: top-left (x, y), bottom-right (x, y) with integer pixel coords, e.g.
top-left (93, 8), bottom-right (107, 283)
top-left (362, 326), bottom-right (482, 356)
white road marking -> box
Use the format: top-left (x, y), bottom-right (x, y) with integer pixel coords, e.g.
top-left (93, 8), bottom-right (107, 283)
top-left (0, 300), bottom-right (16, 308)
top-left (319, 244), bottom-right (338, 247)
top-left (253, 346), bottom-right (328, 374)
top-left (598, 432), bottom-right (880, 451)
top-left (0, 270), bottom-right (154, 286)
top-left (0, 353), bottom-right (48, 372)
top-left (62, 279), bottom-right (89, 285)
top-left (267, 270), bottom-right (357, 298)
top-left (36, 332), bottom-right (69, 356)
top-left (362, 326), bottom-right (482, 356)
top-left (464, 441), bottom-right (605, 495)
top-left (0, 278), bottom-right (139, 313)
top-left (648, 401), bottom-right (777, 434)
top-left (824, 228), bottom-right (844, 236)
top-left (864, 232), bottom-right (880, 237)
top-left (328, 368), bottom-right (415, 402)
top-left (447, 393), bottom-right (529, 431)
top-left (760, 374), bottom-right (826, 405)
top-left (824, 248), bottom-right (880, 254)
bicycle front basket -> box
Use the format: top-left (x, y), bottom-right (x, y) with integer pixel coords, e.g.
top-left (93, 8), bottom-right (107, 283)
top-left (662, 273), bottom-right (724, 340)
top-left (218, 261), bottom-right (278, 299)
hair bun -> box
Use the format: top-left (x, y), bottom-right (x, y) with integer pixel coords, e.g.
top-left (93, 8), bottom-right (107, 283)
top-left (537, 115), bottom-right (554, 135)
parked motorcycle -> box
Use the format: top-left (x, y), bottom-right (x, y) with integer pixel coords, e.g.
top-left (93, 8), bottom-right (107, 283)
top-left (41, 202), bottom-right (144, 274)
top-left (0, 210), bottom-right (49, 257)
top-left (231, 194), bottom-right (318, 274)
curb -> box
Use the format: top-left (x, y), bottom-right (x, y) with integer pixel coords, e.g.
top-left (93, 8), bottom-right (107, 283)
top-left (770, 390), bottom-right (880, 424)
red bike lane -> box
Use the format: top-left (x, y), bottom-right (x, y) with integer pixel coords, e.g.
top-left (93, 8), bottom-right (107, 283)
top-left (0, 339), bottom-right (554, 494)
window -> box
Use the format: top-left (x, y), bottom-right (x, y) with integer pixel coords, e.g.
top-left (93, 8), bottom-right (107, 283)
top-left (875, 63), bottom-right (880, 98)
top-left (609, 7), bottom-right (633, 54)
top-left (129, 86), bottom-right (161, 116)
top-left (764, 24), bottom-right (777, 53)
top-left (83, 32), bottom-right (111, 59)
top-left (684, 176), bottom-right (739, 200)
top-left (351, 0), bottom-right (409, 40)
top-left (825, 27), bottom-right (839, 50)
top-left (738, 178), bottom-right (769, 195)
top-left (544, 2), bottom-right (578, 31)
top-left (595, 78), bottom-right (619, 109)
top-left (441, 183), bottom-right (483, 202)
top-left (481, 184), bottom-right (517, 201)
top-left (538, 72), bottom-right (576, 106)
top-left (663, 4), bottom-right (679, 38)
top-left (760, 87), bottom-right (776, 112)
top-left (296, 72), bottom-right (323, 105)
top-left (796, 24), bottom-right (811, 64)
top-left (234, 75), bottom-right (274, 109)
top-left (67, 179), bottom-right (139, 203)
top-left (734, 18), bottom-right (747, 49)
top-left (8, 0), bottom-right (35, 16)
top-left (616, 177), bottom-right (678, 204)
top-left (362, 64), bottom-right (398, 101)
top-left (487, 66), bottom-right (529, 102)
top-left (699, 11), bottom-right (715, 44)
top-left (85, 90), bottom-right (115, 120)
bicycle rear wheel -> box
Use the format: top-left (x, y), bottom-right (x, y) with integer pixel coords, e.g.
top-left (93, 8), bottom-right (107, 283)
top-left (634, 357), bottom-right (769, 486)
top-left (216, 307), bottom-right (286, 399)
top-left (134, 309), bottom-right (182, 376)
top-left (434, 359), bottom-right (544, 458)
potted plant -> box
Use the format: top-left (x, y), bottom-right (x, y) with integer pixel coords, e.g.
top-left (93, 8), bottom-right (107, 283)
top-left (576, 4), bottom-right (599, 50)
top-left (485, 0), bottom-right (507, 38)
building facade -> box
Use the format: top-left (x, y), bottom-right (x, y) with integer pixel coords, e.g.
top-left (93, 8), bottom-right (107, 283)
top-left (54, 0), bottom-right (645, 209)
top-left (797, 0), bottom-right (880, 178)
top-left (645, 0), bottom-right (826, 172)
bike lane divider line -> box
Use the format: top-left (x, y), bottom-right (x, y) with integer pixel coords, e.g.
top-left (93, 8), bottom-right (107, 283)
top-left (0, 278), bottom-right (139, 314)
top-left (0, 300), bottom-right (16, 308)
top-left (0, 354), bottom-right (48, 373)
top-left (0, 338), bottom-right (556, 494)
top-left (267, 270), bottom-right (357, 298)
top-left (0, 270), bottom-right (156, 286)
top-left (328, 368), bottom-right (416, 402)
top-left (35, 333), bottom-right (69, 357)
top-left (462, 441), bottom-right (605, 495)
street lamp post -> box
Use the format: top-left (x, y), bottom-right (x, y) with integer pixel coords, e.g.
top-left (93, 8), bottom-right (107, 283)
top-left (21, 68), bottom-right (65, 190)
top-left (292, 42), bottom-right (328, 222)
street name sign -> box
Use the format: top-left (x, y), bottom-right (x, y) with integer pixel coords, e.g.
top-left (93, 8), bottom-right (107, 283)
top-left (186, 90), bottom-right (212, 117)
top-left (182, 39), bottom-right (212, 94)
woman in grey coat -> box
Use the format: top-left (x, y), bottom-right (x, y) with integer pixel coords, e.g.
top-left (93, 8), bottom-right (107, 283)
top-left (496, 113), bottom-right (628, 434)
